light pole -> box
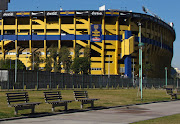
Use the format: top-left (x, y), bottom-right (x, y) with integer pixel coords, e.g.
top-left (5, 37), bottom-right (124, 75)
top-left (138, 22), bottom-right (144, 100)
top-left (165, 67), bottom-right (168, 86)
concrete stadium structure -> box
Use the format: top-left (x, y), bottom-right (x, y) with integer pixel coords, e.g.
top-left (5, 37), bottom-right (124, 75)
top-left (0, 10), bottom-right (176, 78)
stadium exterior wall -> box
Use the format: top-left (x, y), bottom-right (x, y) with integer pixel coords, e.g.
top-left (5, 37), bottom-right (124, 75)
top-left (0, 10), bottom-right (176, 78)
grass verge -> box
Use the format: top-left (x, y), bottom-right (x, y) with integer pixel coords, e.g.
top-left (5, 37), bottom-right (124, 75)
top-left (0, 88), bottom-right (171, 119)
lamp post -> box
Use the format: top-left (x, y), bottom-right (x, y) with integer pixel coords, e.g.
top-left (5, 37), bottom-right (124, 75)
top-left (165, 67), bottom-right (168, 86)
top-left (138, 22), bottom-right (144, 100)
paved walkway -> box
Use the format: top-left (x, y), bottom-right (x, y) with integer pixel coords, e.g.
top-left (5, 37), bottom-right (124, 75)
top-left (1, 100), bottom-right (180, 124)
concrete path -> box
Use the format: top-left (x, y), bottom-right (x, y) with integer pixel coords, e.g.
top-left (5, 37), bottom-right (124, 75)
top-left (1, 100), bottom-right (180, 124)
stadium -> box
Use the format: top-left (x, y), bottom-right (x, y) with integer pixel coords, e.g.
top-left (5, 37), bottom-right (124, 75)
top-left (0, 10), bottom-right (176, 78)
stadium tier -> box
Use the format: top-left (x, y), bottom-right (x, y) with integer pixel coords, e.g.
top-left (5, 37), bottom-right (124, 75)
top-left (0, 10), bottom-right (176, 78)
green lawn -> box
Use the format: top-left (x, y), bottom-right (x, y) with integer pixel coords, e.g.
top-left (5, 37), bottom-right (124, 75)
top-left (0, 88), bottom-right (172, 119)
top-left (133, 114), bottom-right (180, 124)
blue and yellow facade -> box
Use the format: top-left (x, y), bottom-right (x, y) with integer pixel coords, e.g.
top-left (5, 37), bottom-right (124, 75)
top-left (0, 10), bottom-right (176, 78)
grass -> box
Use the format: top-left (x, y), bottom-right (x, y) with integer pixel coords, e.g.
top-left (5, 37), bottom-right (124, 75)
top-left (133, 114), bottom-right (180, 124)
top-left (0, 88), bottom-right (171, 119)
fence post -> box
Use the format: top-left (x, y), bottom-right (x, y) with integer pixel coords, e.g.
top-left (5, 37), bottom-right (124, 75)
top-left (82, 74), bottom-right (84, 89)
top-left (37, 71), bottom-right (38, 90)
top-left (7, 70), bottom-right (9, 91)
top-left (23, 71), bottom-right (24, 90)
top-left (50, 72), bottom-right (51, 89)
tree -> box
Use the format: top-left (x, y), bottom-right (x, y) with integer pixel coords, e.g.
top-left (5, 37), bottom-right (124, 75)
top-left (0, 58), bottom-right (25, 70)
top-left (59, 46), bottom-right (72, 73)
top-left (71, 45), bottom-right (91, 74)
top-left (29, 51), bottom-right (43, 70)
top-left (44, 56), bottom-right (53, 72)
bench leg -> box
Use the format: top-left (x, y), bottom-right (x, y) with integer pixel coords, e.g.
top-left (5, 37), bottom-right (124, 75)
top-left (91, 101), bottom-right (94, 108)
top-left (175, 94), bottom-right (177, 99)
top-left (81, 103), bottom-right (83, 109)
top-left (64, 104), bottom-right (68, 111)
top-left (14, 107), bottom-right (18, 115)
top-left (52, 104), bottom-right (55, 112)
top-left (31, 105), bottom-right (35, 114)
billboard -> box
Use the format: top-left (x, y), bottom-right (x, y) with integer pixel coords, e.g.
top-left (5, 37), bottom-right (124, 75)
top-left (76, 11), bottom-right (89, 16)
top-left (91, 24), bottom-right (102, 42)
top-left (46, 11), bottom-right (59, 16)
top-left (31, 11), bottom-right (45, 17)
top-left (3, 12), bottom-right (15, 17)
top-left (90, 11), bottom-right (104, 16)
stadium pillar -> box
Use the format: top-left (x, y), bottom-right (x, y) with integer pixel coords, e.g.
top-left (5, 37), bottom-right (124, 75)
top-left (44, 17), bottom-right (47, 56)
top-left (73, 16), bottom-right (76, 59)
top-left (115, 17), bottom-right (119, 74)
top-left (1, 18), bottom-right (4, 59)
top-left (88, 16), bottom-right (91, 46)
top-left (1, 40), bottom-right (4, 59)
top-left (29, 17), bottom-right (32, 53)
top-left (124, 30), bottom-right (132, 77)
top-left (58, 17), bottom-right (61, 49)
top-left (101, 17), bottom-right (105, 75)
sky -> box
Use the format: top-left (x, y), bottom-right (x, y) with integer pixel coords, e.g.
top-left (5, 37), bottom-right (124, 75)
top-left (6, 0), bottom-right (180, 69)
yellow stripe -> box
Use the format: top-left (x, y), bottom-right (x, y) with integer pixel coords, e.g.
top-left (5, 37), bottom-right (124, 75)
top-left (16, 12), bottom-right (30, 15)
top-left (60, 12), bottom-right (74, 14)
top-left (106, 12), bottom-right (119, 15)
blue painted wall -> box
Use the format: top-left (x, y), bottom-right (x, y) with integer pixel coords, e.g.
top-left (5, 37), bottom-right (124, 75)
top-left (124, 30), bottom-right (132, 77)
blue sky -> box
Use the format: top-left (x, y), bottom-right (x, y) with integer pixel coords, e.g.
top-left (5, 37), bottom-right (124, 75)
top-left (7, 0), bottom-right (180, 69)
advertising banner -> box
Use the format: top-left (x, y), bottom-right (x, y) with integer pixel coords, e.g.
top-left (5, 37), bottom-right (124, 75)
top-left (90, 11), bottom-right (104, 16)
top-left (16, 11), bottom-right (30, 17)
top-left (46, 11), bottom-right (59, 16)
top-left (76, 11), bottom-right (89, 16)
top-left (3, 12), bottom-right (15, 17)
top-left (91, 24), bottom-right (102, 42)
top-left (31, 11), bottom-right (45, 17)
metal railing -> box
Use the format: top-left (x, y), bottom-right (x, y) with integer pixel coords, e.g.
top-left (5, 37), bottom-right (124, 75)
top-left (0, 70), bottom-right (178, 90)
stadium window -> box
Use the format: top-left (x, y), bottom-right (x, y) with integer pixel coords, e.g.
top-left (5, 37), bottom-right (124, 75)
top-left (47, 16), bottom-right (58, 24)
top-left (18, 17), bottom-right (30, 25)
top-left (61, 17), bottom-right (74, 24)
top-left (3, 17), bottom-right (15, 25)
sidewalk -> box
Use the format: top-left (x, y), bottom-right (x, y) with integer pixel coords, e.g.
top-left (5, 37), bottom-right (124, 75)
top-left (1, 100), bottom-right (180, 124)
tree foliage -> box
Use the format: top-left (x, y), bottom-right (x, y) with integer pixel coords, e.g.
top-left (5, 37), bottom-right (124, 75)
top-left (0, 59), bottom-right (26, 70)
top-left (59, 46), bottom-right (72, 73)
top-left (29, 51), bottom-right (43, 70)
top-left (71, 45), bottom-right (91, 74)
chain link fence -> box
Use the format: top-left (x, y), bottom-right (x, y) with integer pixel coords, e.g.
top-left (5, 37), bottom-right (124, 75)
top-left (0, 69), bottom-right (179, 90)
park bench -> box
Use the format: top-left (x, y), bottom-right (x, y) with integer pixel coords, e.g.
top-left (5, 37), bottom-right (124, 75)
top-left (6, 92), bottom-right (41, 115)
top-left (165, 88), bottom-right (177, 99)
top-left (44, 91), bottom-right (73, 112)
top-left (73, 91), bottom-right (99, 109)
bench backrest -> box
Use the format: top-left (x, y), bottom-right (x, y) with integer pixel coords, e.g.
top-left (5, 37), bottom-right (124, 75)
top-left (44, 91), bottom-right (62, 102)
top-left (6, 92), bottom-right (29, 105)
top-left (166, 88), bottom-right (173, 95)
top-left (74, 91), bottom-right (88, 100)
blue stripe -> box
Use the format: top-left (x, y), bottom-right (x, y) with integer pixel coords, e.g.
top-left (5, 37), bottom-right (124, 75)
top-left (32, 35), bottom-right (45, 40)
top-left (60, 14), bottom-right (74, 16)
top-left (76, 35), bottom-right (89, 40)
top-left (16, 15), bottom-right (30, 17)
top-left (102, 35), bottom-right (118, 40)
top-left (61, 35), bottom-right (75, 40)
top-left (4, 35), bottom-right (16, 40)
top-left (135, 37), bottom-right (173, 53)
top-left (46, 35), bottom-right (60, 40)
top-left (18, 35), bottom-right (31, 40)
top-left (0, 35), bottom-right (2, 40)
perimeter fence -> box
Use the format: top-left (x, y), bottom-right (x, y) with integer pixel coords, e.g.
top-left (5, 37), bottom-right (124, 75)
top-left (0, 70), bottom-right (179, 90)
